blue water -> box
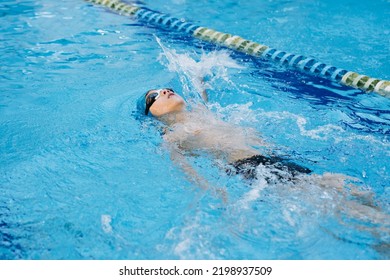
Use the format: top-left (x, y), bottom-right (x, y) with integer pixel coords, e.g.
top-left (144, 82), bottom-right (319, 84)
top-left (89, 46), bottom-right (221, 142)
top-left (0, 0), bottom-right (389, 260)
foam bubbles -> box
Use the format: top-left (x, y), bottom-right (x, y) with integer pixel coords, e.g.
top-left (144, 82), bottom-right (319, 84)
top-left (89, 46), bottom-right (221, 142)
top-left (236, 177), bottom-right (267, 210)
top-left (101, 214), bottom-right (113, 234)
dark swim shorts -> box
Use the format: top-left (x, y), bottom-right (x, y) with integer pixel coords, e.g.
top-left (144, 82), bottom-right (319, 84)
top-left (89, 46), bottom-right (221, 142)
top-left (227, 154), bottom-right (312, 181)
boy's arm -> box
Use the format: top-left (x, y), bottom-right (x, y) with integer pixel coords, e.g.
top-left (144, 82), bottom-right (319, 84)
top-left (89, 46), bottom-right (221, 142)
top-left (201, 78), bottom-right (208, 103)
top-left (197, 77), bottom-right (208, 103)
top-left (167, 143), bottom-right (227, 202)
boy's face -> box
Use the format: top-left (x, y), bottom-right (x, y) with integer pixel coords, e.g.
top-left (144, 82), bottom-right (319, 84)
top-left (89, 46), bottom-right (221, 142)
top-left (146, 88), bottom-right (186, 116)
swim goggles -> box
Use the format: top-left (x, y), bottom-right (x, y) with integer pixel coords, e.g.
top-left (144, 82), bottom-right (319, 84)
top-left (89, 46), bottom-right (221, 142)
top-left (144, 88), bottom-right (174, 115)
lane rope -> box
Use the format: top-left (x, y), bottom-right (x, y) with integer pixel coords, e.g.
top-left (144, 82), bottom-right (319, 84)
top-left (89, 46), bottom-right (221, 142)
top-left (85, 0), bottom-right (390, 98)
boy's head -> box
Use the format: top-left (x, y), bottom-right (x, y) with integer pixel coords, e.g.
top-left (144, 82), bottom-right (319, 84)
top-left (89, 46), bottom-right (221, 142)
top-left (140, 88), bottom-right (186, 117)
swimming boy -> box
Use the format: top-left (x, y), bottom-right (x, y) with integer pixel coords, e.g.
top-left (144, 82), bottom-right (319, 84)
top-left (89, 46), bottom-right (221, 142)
top-left (138, 87), bottom-right (312, 187)
top-left (137, 86), bottom-right (390, 257)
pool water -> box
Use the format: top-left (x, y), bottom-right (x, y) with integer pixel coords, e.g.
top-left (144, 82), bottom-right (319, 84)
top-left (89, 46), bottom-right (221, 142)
top-left (1, 0), bottom-right (389, 259)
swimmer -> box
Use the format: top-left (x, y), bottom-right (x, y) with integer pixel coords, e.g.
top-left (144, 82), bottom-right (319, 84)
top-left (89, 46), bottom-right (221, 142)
top-left (138, 87), bottom-right (312, 186)
top-left (137, 86), bottom-right (384, 204)
top-left (137, 86), bottom-right (390, 257)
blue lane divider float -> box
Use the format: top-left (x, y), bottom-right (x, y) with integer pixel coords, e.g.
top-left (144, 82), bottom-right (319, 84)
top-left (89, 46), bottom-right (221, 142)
top-left (85, 0), bottom-right (390, 98)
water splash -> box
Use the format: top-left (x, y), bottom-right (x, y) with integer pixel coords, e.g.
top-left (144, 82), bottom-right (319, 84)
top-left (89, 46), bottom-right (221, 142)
top-left (155, 35), bottom-right (243, 101)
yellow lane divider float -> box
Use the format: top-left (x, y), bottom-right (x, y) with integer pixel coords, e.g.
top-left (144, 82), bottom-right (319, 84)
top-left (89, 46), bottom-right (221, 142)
top-left (85, 0), bottom-right (390, 98)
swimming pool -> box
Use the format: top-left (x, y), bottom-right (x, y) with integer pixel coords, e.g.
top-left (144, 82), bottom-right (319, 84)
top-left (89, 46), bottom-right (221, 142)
top-left (0, 0), bottom-right (389, 260)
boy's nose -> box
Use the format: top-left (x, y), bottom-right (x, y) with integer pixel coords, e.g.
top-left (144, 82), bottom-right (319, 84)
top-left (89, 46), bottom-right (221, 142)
top-left (161, 88), bottom-right (173, 95)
